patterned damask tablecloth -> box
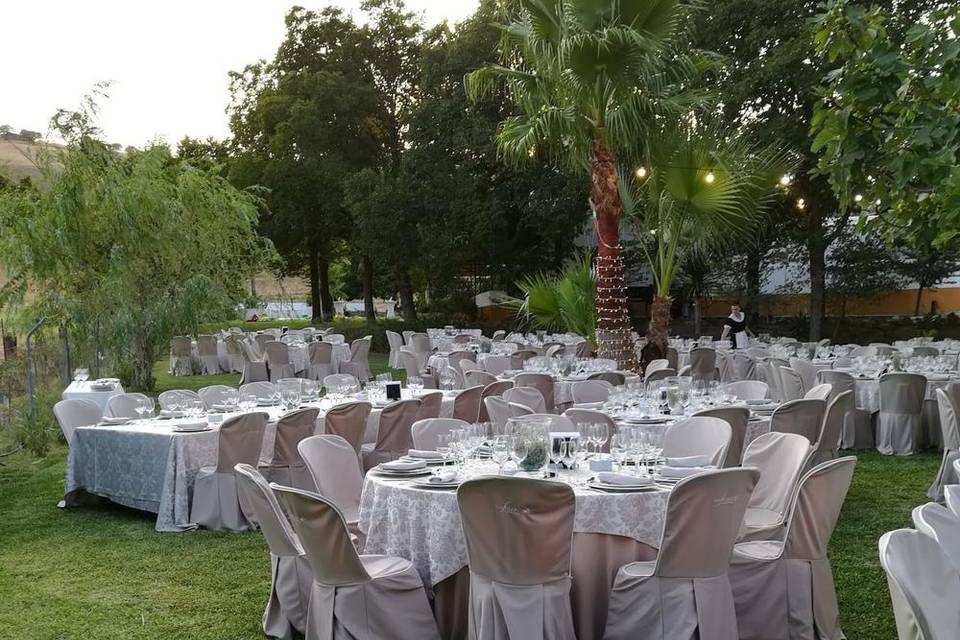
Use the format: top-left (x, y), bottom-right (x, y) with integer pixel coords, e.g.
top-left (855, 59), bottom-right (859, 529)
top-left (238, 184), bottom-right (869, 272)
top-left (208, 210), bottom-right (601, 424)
top-left (358, 468), bottom-right (671, 587)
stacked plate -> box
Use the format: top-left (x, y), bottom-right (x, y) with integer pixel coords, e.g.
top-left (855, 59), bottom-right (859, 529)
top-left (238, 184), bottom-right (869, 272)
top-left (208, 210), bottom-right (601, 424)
top-left (587, 476), bottom-right (658, 492)
top-left (99, 416), bottom-right (131, 426)
top-left (373, 464), bottom-right (433, 478)
top-left (410, 474), bottom-right (461, 489)
top-left (620, 415), bottom-right (669, 425)
top-left (173, 420), bottom-right (210, 433)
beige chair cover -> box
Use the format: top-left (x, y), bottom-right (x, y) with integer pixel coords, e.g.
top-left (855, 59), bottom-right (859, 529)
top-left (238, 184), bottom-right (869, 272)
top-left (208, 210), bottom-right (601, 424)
top-left (804, 383), bottom-right (833, 401)
top-left (361, 399), bottom-right (420, 472)
top-left (461, 359), bottom-right (483, 375)
top-left (662, 417), bottom-right (731, 467)
top-left (457, 477), bottom-right (577, 640)
top-left (570, 380), bottom-right (612, 404)
top-left (158, 389), bottom-right (202, 410)
top-left (810, 391), bottom-right (853, 467)
top-left (770, 398), bottom-right (826, 444)
top-left (479, 381), bottom-right (513, 422)
top-left (726, 380), bottom-right (768, 401)
top-left (240, 381), bottom-right (277, 402)
top-left (912, 502), bottom-right (960, 572)
top-left (323, 374), bottom-right (360, 391)
top-left (876, 373), bottom-right (927, 455)
top-left (198, 385), bottom-right (236, 409)
top-left (731, 352), bottom-right (757, 381)
top-left (386, 330), bottom-right (404, 369)
top-left (778, 367), bottom-right (805, 401)
top-left (644, 359), bottom-right (669, 381)
top-left (298, 435), bottom-right (364, 531)
top-left (946, 481), bottom-right (960, 520)
top-left (511, 350), bottom-right (538, 369)
top-left (604, 468), bottom-right (760, 640)
top-left (503, 386), bottom-right (547, 414)
top-left (239, 339), bottom-right (270, 384)
top-left (716, 350), bottom-right (734, 383)
top-left (448, 350), bottom-right (477, 377)
top-left (262, 408), bottom-right (319, 491)
top-left (106, 393), bottom-right (151, 419)
top-left (191, 412), bottom-right (269, 531)
top-left (53, 399), bottom-right (102, 445)
top-left (195, 334), bottom-right (221, 375)
top-left (465, 370), bottom-right (498, 388)
top-left (273, 485), bottom-right (440, 640)
top-left (562, 409), bottom-right (617, 452)
top-left (265, 341), bottom-right (295, 382)
top-left (879, 528), bottom-right (960, 640)
top-left (737, 433), bottom-right (812, 543)
top-left (411, 418), bottom-right (470, 450)
top-left (693, 407), bottom-right (750, 467)
top-left (223, 335), bottom-right (246, 374)
top-left (169, 335), bottom-right (194, 376)
top-left (587, 371), bottom-right (626, 386)
top-left (399, 349), bottom-right (426, 381)
top-left (452, 385), bottom-right (484, 423)
top-left (323, 402), bottom-right (371, 454)
top-left (306, 342), bottom-right (334, 381)
top-left (817, 370), bottom-right (872, 449)
top-left (687, 347), bottom-right (717, 383)
top-left (789, 358), bottom-right (819, 395)
top-left (485, 396), bottom-right (514, 430)
top-left (255, 333), bottom-right (274, 355)
top-left (928, 385), bottom-right (960, 501)
top-left (341, 337), bottom-right (373, 382)
top-left (729, 457), bottom-right (856, 640)
top-left (482, 355), bottom-right (511, 376)
top-left (666, 347), bottom-right (679, 370)
top-left (441, 365), bottom-right (465, 390)
top-left (514, 373), bottom-right (556, 413)
top-left (414, 391), bottom-right (443, 421)
top-left (645, 368), bottom-right (676, 383)
top-left (235, 464), bottom-right (312, 640)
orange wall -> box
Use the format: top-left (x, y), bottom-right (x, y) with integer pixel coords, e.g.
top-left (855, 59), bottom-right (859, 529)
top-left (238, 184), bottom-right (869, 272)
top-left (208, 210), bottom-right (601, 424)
top-left (702, 287), bottom-right (960, 318)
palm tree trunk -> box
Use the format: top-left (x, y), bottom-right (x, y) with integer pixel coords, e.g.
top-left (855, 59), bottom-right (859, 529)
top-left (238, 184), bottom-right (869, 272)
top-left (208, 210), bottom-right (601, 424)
top-left (591, 139), bottom-right (637, 371)
top-left (647, 296), bottom-right (671, 354)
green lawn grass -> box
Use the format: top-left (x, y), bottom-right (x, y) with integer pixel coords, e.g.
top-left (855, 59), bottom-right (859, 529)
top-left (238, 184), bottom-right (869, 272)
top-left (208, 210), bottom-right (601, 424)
top-left (0, 358), bottom-right (939, 638)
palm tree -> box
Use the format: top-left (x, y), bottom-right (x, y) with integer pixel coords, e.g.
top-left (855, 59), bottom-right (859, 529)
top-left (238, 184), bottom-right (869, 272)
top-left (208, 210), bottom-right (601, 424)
top-left (465, 0), bottom-right (709, 371)
top-left (620, 120), bottom-right (790, 354)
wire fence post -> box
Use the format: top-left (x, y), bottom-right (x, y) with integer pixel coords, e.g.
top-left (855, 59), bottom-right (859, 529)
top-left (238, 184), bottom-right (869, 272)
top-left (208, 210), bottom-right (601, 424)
top-left (25, 317), bottom-right (46, 418)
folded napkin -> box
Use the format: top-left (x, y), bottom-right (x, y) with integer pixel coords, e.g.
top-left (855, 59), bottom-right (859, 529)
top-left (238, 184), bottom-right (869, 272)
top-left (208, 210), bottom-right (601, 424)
top-left (664, 455), bottom-right (710, 468)
top-left (407, 449), bottom-right (445, 460)
top-left (175, 420), bottom-right (208, 430)
top-left (659, 465), bottom-right (713, 479)
top-left (160, 410), bottom-right (184, 418)
top-left (380, 459), bottom-right (427, 471)
top-left (100, 416), bottom-right (131, 425)
top-left (597, 472), bottom-right (653, 486)
top-left (428, 470), bottom-right (458, 483)
top-left (211, 403), bottom-right (234, 412)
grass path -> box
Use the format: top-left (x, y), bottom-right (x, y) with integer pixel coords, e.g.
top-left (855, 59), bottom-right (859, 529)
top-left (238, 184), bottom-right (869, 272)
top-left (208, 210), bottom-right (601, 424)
top-left (0, 358), bottom-right (941, 638)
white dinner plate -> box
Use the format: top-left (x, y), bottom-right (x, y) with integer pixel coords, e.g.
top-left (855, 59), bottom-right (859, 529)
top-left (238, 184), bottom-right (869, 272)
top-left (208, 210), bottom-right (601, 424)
top-left (410, 477), bottom-right (461, 489)
top-left (373, 467), bottom-right (434, 478)
top-left (398, 456), bottom-right (449, 466)
top-left (587, 480), bottom-right (659, 493)
top-left (172, 426), bottom-right (212, 433)
top-left (620, 416), bottom-right (670, 424)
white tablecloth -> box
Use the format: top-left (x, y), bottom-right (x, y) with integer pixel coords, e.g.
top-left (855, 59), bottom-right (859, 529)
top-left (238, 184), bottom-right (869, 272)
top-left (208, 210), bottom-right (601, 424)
top-left (64, 390), bottom-right (457, 532)
top-left (61, 381), bottom-right (125, 416)
top-left (852, 375), bottom-right (957, 413)
top-left (359, 467), bottom-right (671, 587)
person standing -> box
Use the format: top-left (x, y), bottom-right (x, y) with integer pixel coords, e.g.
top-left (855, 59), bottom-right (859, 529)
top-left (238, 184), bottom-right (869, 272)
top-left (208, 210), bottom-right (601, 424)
top-left (720, 302), bottom-right (754, 349)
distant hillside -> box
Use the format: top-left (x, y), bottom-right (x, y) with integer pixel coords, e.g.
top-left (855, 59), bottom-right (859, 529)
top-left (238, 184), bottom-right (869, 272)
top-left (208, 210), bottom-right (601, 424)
top-left (0, 132), bottom-right (61, 182)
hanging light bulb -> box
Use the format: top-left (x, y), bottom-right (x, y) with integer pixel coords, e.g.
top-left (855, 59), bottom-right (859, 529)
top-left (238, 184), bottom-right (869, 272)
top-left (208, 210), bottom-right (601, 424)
top-left (705, 171), bottom-right (715, 184)
top-left (635, 166), bottom-right (647, 179)
top-left (796, 197), bottom-right (806, 210)
top-left (779, 174), bottom-right (792, 186)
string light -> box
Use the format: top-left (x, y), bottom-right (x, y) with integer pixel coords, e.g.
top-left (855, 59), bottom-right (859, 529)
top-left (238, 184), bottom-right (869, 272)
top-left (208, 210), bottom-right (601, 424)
top-left (796, 198), bottom-right (806, 210)
top-left (635, 166), bottom-right (647, 179)
top-left (527, 146), bottom-right (536, 158)
top-left (854, 194), bottom-right (863, 203)
top-left (704, 171), bottom-right (715, 184)
top-left (779, 174), bottom-right (792, 186)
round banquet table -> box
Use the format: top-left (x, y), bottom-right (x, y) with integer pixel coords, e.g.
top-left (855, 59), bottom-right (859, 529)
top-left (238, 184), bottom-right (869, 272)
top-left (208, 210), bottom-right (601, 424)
top-left (359, 465), bottom-right (672, 640)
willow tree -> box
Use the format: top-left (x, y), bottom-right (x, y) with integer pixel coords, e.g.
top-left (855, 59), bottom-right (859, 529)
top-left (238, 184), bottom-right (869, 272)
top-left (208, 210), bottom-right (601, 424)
top-left (465, 0), bottom-right (708, 371)
top-left (621, 121), bottom-right (789, 351)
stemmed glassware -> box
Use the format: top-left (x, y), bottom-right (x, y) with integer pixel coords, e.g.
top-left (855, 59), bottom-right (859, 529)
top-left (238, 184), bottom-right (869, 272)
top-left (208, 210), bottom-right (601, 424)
top-left (436, 433), bottom-right (452, 465)
top-left (135, 396), bottom-right (155, 422)
top-left (491, 436), bottom-right (510, 474)
top-left (73, 368), bottom-right (90, 384)
top-left (510, 434), bottom-right (529, 474)
top-left (407, 376), bottom-right (423, 396)
top-left (610, 434), bottom-right (627, 471)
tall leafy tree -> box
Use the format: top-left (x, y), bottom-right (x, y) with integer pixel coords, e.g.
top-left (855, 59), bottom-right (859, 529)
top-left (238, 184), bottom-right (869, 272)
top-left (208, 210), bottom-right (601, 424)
top-left (465, 0), bottom-right (708, 370)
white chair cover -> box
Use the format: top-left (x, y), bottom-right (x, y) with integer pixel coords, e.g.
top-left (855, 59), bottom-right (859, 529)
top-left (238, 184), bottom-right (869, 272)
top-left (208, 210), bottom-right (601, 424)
top-left (479, 381), bottom-right (513, 422)
top-left (485, 396), bottom-right (531, 430)
top-left (514, 373), bottom-right (556, 413)
top-left (693, 407), bottom-right (750, 467)
top-left (789, 358), bottom-right (819, 396)
top-left (482, 355), bottom-right (511, 376)
top-left (770, 399), bottom-right (826, 444)
top-left (879, 528), bottom-right (960, 640)
top-left (191, 412), bottom-right (269, 531)
top-left (158, 389), bottom-right (202, 410)
top-left (570, 380), bottom-right (612, 404)
top-left (239, 339), bottom-right (270, 384)
top-left (307, 342), bottom-right (334, 382)
top-left (726, 380), bottom-right (768, 401)
top-left (239, 381), bottom-right (277, 403)
top-left (386, 330), bottom-right (404, 369)
top-left (562, 409), bottom-right (617, 452)
top-left (503, 386), bottom-right (546, 414)
top-left (265, 341), bottom-right (295, 382)
top-left (169, 335), bottom-right (194, 376)
top-left (465, 370), bottom-right (498, 388)
top-left (737, 433), bottom-right (812, 542)
top-left (662, 417), bottom-right (731, 467)
top-left (511, 349), bottom-right (538, 369)
top-left (361, 399), bottom-right (420, 472)
top-left (644, 359), bottom-right (669, 382)
top-left (323, 333), bottom-right (346, 345)
top-left (322, 401), bottom-right (371, 454)
top-left (411, 418), bottom-right (471, 450)
top-left (298, 435), bottom-right (364, 532)
top-left (729, 457), bottom-right (856, 640)
top-left (803, 383), bottom-right (832, 401)
top-left (53, 398), bottom-right (102, 445)
top-left (341, 337), bottom-right (373, 382)
top-left (687, 347), bottom-right (717, 383)
top-left (235, 464), bottom-right (312, 640)
top-left (604, 468), bottom-right (760, 640)
top-left (106, 393), bottom-right (151, 419)
top-left (929, 384), bottom-right (960, 501)
top-left (587, 371), bottom-right (626, 386)
top-left (414, 391), bottom-right (443, 421)
top-left (323, 374), bottom-right (359, 391)
top-left (912, 502), bottom-right (960, 574)
top-left (778, 367), bottom-right (805, 401)
top-left (457, 477), bottom-right (577, 640)
top-left (197, 334), bottom-right (221, 375)
top-left (810, 391), bottom-right (852, 467)
top-left (876, 373), bottom-right (926, 456)
top-left (645, 368), bottom-right (676, 383)
top-left (262, 408), bottom-right (319, 491)
top-left (731, 352), bottom-right (757, 381)
top-left (452, 385), bottom-right (484, 423)
top-left (223, 335), bottom-right (246, 374)
top-left (818, 370), bottom-right (872, 449)
top-left (198, 385), bottom-right (236, 409)
top-left (398, 349), bottom-right (427, 381)
top-left (273, 485), bottom-right (440, 640)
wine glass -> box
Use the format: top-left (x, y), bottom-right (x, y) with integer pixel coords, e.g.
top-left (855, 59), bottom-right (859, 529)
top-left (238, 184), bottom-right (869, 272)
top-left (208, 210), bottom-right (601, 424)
top-left (594, 424), bottom-right (609, 457)
top-left (436, 433), bottom-right (451, 464)
top-left (610, 434), bottom-right (627, 471)
top-left (491, 436), bottom-right (510, 474)
top-left (510, 434), bottom-right (529, 474)
top-left (563, 438), bottom-right (579, 484)
top-left (134, 396), bottom-right (153, 422)
top-left (408, 376), bottom-right (423, 396)
top-left (549, 437), bottom-right (566, 479)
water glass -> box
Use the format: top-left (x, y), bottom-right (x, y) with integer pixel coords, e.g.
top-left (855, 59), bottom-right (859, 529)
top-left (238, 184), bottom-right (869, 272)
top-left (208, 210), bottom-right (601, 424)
top-left (408, 376), bottom-right (423, 395)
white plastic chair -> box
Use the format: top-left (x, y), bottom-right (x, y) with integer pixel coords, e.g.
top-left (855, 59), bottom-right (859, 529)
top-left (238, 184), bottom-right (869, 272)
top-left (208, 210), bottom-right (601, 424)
top-left (53, 398), bottom-right (102, 445)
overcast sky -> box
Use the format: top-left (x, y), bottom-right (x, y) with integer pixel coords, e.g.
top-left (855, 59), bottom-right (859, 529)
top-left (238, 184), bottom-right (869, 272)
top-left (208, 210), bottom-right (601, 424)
top-left (2, 1), bottom-right (478, 148)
